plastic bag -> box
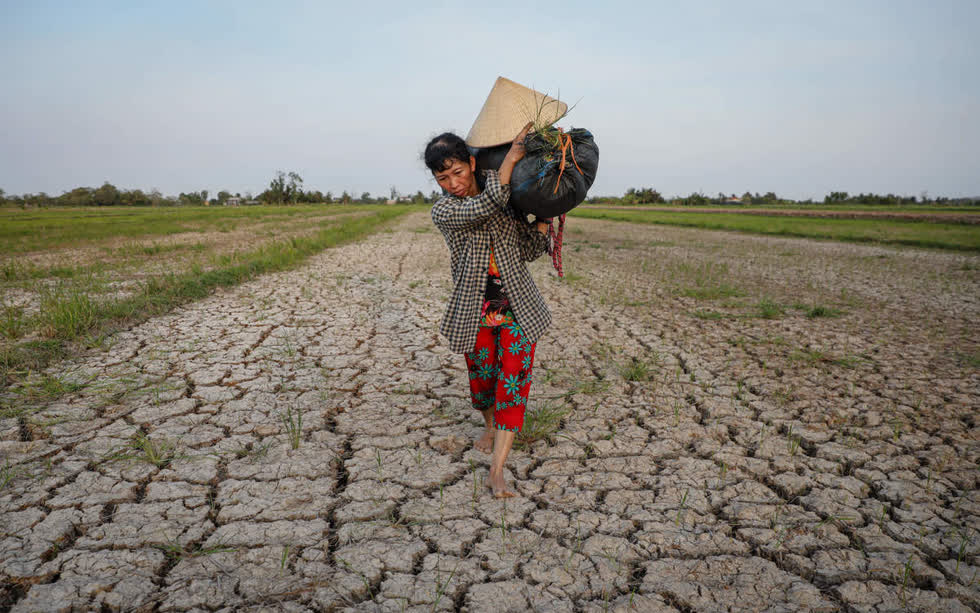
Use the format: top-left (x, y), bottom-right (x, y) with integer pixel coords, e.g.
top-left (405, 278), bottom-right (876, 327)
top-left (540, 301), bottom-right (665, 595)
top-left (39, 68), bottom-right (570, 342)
top-left (475, 127), bottom-right (598, 218)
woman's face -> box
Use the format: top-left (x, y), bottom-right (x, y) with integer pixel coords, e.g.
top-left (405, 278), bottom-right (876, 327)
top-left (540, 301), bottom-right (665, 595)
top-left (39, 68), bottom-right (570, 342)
top-left (433, 156), bottom-right (479, 198)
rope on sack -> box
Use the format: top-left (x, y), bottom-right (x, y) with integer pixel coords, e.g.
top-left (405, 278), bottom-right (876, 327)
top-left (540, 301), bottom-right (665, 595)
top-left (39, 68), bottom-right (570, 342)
top-left (546, 214), bottom-right (566, 278)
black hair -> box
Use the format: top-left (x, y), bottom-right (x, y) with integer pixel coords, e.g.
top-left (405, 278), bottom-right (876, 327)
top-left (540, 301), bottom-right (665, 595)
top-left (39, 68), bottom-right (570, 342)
top-left (424, 132), bottom-right (471, 174)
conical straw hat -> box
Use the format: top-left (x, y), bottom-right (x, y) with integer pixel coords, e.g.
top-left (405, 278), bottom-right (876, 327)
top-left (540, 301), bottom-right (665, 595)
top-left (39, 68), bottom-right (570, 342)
top-left (466, 77), bottom-right (568, 148)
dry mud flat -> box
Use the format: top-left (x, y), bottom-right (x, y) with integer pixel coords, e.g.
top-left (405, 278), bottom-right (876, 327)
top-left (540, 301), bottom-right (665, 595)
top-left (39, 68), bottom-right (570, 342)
top-left (1, 212), bottom-right (978, 612)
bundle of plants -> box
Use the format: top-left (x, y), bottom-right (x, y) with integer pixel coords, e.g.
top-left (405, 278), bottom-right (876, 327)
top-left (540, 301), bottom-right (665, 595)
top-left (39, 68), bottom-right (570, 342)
top-left (475, 126), bottom-right (599, 219)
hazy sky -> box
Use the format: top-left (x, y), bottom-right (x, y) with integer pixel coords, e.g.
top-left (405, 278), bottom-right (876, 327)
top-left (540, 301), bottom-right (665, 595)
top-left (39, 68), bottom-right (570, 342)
top-left (2, 1), bottom-right (978, 200)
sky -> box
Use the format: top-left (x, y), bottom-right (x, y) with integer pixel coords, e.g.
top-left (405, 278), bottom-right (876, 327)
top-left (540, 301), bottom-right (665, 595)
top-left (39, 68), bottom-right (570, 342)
top-left (1, 0), bottom-right (978, 201)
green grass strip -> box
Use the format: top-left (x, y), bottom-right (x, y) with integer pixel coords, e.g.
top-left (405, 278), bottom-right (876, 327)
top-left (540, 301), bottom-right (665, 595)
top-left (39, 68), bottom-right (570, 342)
top-left (0, 204), bottom-right (364, 253)
top-left (1, 206), bottom-right (418, 390)
top-left (571, 208), bottom-right (980, 251)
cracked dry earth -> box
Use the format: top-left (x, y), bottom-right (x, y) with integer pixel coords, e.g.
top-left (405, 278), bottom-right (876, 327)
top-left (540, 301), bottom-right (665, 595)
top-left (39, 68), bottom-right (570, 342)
top-left (2, 212), bottom-right (978, 612)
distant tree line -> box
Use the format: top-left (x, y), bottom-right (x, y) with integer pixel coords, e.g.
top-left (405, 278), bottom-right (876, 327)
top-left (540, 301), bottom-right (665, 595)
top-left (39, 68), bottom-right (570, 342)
top-left (5, 178), bottom-right (976, 209)
top-left (587, 187), bottom-right (978, 207)
top-left (0, 170), bottom-right (443, 208)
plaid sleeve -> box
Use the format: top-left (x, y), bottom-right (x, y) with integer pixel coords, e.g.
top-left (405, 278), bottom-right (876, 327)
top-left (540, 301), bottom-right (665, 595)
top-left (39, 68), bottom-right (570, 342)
top-left (431, 170), bottom-right (510, 233)
top-left (518, 220), bottom-right (549, 262)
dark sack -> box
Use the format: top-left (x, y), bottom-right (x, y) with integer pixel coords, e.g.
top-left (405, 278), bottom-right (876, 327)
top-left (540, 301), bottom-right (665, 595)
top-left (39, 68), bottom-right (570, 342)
top-left (475, 128), bottom-right (599, 218)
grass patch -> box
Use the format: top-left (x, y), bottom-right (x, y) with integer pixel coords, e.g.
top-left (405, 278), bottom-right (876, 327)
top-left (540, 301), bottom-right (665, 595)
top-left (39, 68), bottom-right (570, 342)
top-left (805, 304), bottom-right (842, 318)
top-left (755, 297), bottom-right (785, 319)
top-left (692, 309), bottom-right (732, 320)
top-left (789, 348), bottom-right (828, 366)
top-left (680, 284), bottom-right (743, 300)
top-left (0, 459), bottom-right (27, 491)
top-left (0, 372), bottom-right (85, 418)
top-left (0, 305), bottom-right (27, 339)
top-left (618, 354), bottom-right (660, 381)
top-left (953, 351), bottom-right (980, 368)
top-left (36, 285), bottom-right (101, 339)
top-left (516, 400), bottom-right (571, 450)
top-left (571, 208), bottom-right (980, 251)
top-left (788, 348), bottom-right (868, 369)
top-left (154, 538), bottom-right (236, 561)
top-left (104, 431), bottom-right (180, 468)
top-left (279, 405), bottom-right (303, 449)
top-left (569, 376), bottom-right (610, 396)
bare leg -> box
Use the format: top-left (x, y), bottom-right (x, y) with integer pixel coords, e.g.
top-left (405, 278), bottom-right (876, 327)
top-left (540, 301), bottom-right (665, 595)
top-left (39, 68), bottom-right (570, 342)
top-left (487, 429), bottom-right (517, 498)
top-left (474, 408), bottom-right (494, 453)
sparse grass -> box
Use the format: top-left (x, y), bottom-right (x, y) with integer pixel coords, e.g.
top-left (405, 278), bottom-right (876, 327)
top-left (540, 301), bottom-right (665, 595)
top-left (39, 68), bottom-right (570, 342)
top-left (104, 431), bottom-right (180, 468)
top-left (755, 297), bottom-right (784, 319)
top-left (805, 304), bottom-right (842, 318)
top-left (618, 354), bottom-right (660, 382)
top-left (691, 309), bottom-right (733, 320)
top-left (570, 376), bottom-right (610, 396)
top-left (153, 537), bottom-right (236, 561)
top-left (680, 284), bottom-right (743, 300)
top-left (279, 405), bottom-right (303, 449)
top-left (0, 372), bottom-right (85, 418)
top-left (515, 400), bottom-right (571, 450)
top-left (786, 426), bottom-right (801, 456)
top-left (788, 348), bottom-right (828, 366)
top-left (953, 351), bottom-right (980, 368)
top-left (0, 459), bottom-right (27, 491)
top-left (0, 304), bottom-right (27, 339)
top-left (675, 488), bottom-right (690, 525)
top-left (831, 354), bottom-right (868, 369)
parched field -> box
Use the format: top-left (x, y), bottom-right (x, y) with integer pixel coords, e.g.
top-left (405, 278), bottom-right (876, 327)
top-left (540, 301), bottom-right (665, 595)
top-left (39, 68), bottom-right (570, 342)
top-left (0, 205), bottom-right (415, 386)
top-left (581, 205), bottom-right (980, 225)
top-left (573, 207), bottom-right (980, 251)
top-left (1, 211), bottom-right (978, 611)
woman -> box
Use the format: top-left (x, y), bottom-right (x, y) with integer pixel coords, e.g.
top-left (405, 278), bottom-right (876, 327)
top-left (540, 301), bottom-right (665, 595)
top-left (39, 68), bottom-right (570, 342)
top-left (425, 124), bottom-right (551, 498)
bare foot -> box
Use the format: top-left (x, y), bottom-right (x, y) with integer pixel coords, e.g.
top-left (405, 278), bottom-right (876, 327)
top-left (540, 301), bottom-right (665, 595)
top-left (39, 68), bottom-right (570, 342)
top-left (474, 428), bottom-right (494, 454)
top-left (487, 469), bottom-right (516, 498)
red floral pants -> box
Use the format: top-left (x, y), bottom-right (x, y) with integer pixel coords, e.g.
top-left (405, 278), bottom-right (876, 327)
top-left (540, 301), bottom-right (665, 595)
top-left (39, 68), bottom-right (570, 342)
top-left (463, 312), bottom-right (536, 433)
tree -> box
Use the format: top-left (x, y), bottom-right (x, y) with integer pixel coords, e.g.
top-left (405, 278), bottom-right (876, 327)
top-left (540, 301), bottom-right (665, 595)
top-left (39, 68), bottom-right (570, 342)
top-left (286, 172), bottom-right (303, 203)
top-left (178, 192), bottom-right (205, 206)
top-left (93, 182), bottom-right (120, 206)
top-left (217, 190), bottom-right (232, 205)
top-left (267, 171), bottom-right (287, 204)
top-left (390, 186), bottom-right (398, 201)
top-left (679, 191), bottom-right (709, 206)
top-left (623, 187), bottom-right (664, 204)
top-left (360, 192), bottom-right (371, 203)
top-left (121, 189), bottom-right (150, 206)
top-left (340, 191), bottom-right (351, 204)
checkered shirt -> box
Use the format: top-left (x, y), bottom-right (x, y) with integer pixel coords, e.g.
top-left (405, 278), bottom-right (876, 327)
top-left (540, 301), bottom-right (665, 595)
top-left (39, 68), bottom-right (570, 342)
top-left (431, 169), bottom-right (551, 354)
